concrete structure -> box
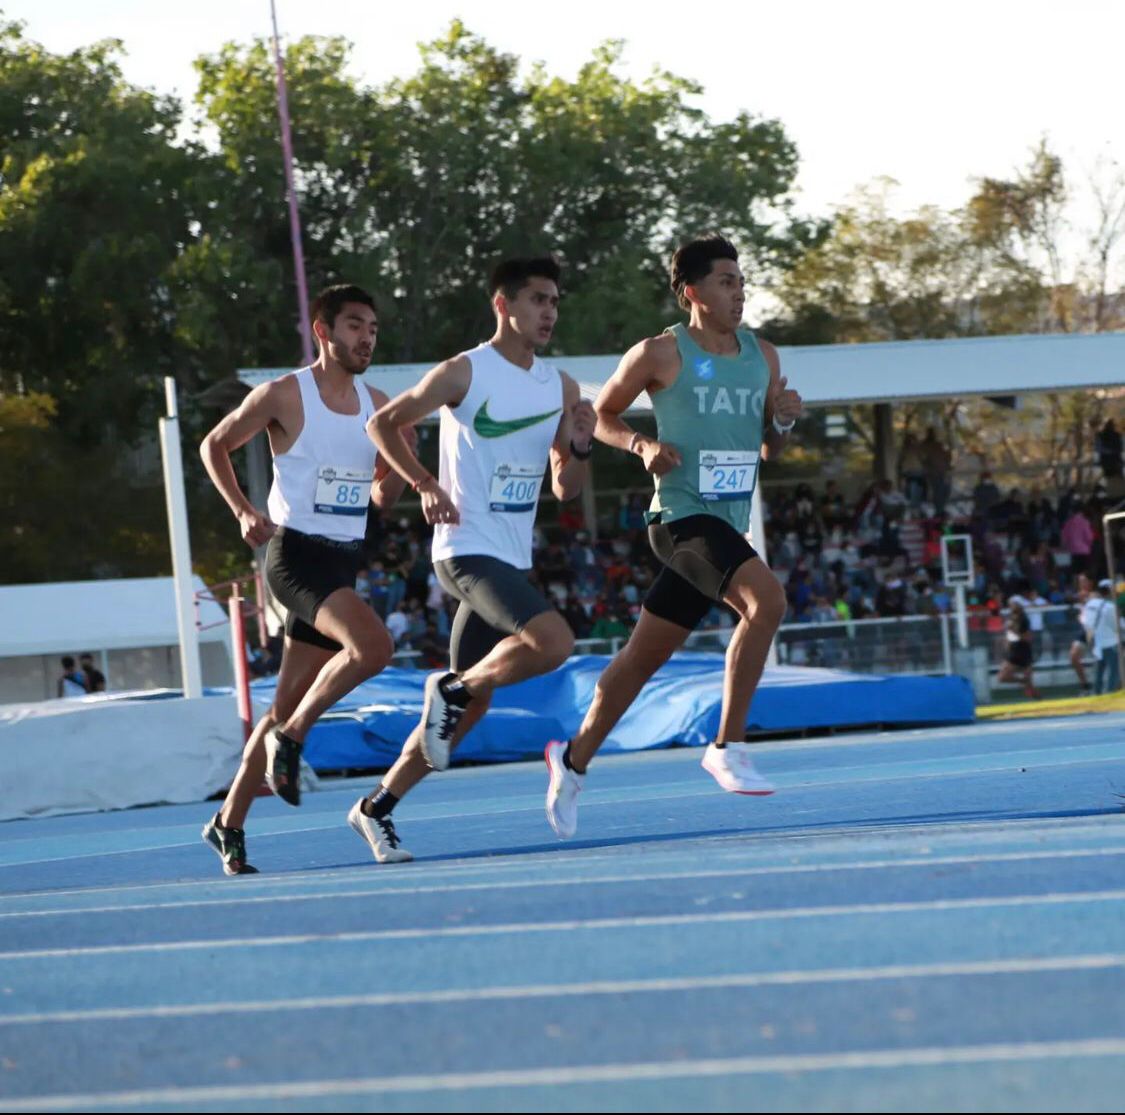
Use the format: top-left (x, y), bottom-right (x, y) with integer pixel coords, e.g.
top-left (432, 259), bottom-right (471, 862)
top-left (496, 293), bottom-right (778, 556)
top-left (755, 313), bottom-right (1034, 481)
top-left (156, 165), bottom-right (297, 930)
top-left (0, 576), bottom-right (234, 704)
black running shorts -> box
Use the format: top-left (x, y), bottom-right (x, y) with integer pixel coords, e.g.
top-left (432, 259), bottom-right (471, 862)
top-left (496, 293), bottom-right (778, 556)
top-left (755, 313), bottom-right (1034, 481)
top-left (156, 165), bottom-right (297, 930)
top-left (644, 513), bottom-right (758, 631)
top-left (434, 555), bottom-right (554, 673)
top-left (265, 527), bottom-right (364, 651)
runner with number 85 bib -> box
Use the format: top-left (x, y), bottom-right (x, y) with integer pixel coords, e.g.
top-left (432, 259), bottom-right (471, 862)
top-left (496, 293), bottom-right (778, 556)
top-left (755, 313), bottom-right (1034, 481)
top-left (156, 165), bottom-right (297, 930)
top-left (198, 284), bottom-right (414, 874)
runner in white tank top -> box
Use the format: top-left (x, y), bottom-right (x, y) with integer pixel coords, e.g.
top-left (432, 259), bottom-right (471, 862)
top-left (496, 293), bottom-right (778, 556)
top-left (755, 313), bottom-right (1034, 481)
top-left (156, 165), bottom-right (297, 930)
top-left (356, 257), bottom-right (595, 848)
top-left (199, 284), bottom-right (416, 874)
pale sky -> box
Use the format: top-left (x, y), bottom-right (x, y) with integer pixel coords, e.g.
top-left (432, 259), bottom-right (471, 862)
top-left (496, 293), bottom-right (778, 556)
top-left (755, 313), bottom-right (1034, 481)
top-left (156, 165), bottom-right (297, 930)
top-left (9, 0), bottom-right (1125, 224)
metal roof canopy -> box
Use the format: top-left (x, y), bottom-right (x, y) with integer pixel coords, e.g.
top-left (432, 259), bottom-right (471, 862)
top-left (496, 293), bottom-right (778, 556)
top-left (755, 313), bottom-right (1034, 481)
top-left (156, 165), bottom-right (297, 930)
top-left (238, 331), bottom-right (1125, 414)
top-left (0, 577), bottom-right (230, 658)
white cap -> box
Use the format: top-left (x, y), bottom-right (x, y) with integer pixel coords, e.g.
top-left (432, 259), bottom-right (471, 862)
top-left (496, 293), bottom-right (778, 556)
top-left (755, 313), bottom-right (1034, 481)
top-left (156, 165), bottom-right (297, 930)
top-left (1098, 579), bottom-right (1113, 590)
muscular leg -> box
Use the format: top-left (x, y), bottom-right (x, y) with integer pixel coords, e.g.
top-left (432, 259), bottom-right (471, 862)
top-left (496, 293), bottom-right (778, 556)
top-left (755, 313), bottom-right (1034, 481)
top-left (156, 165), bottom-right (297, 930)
top-left (568, 609), bottom-right (691, 771)
top-left (280, 587), bottom-right (394, 742)
top-left (1070, 641), bottom-right (1089, 689)
top-left (716, 558), bottom-right (787, 744)
top-left (221, 638), bottom-right (333, 829)
top-left (381, 693), bottom-right (493, 798)
top-left (457, 610), bottom-right (574, 697)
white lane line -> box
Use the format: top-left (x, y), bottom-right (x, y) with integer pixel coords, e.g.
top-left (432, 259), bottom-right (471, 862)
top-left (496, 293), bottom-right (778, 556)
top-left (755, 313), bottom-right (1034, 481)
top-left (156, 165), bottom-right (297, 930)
top-left (3, 846), bottom-right (1125, 921)
top-left (3, 953), bottom-right (1122, 1027)
top-left (3, 810), bottom-right (1123, 906)
top-left (3, 1037), bottom-right (1124, 1110)
top-left (4, 740), bottom-right (1119, 872)
top-left (3, 888), bottom-right (1124, 961)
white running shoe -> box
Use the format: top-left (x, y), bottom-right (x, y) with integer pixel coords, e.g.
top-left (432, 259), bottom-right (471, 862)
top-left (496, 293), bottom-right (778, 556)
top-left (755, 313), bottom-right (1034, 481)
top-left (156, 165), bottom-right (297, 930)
top-left (347, 798), bottom-right (413, 864)
top-left (545, 740), bottom-right (584, 839)
top-left (701, 742), bottom-right (775, 795)
top-left (420, 671), bottom-right (465, 771)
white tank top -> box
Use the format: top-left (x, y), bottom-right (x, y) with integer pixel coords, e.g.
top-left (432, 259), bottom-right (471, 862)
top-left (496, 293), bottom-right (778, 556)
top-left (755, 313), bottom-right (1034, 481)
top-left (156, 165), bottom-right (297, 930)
top-left (266, 368), bottom-right (377, 542)
top-left (431, 343), bottom-right (564, 569)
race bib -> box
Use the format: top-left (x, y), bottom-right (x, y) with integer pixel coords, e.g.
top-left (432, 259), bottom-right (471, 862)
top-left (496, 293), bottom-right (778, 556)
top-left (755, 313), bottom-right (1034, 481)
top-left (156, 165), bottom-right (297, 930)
top-left (314, 466), bottom-right (369, 516)
top-left (489, 463), bottom-right (544, 513)
top-left (699, 450), bottom-right (759, 501)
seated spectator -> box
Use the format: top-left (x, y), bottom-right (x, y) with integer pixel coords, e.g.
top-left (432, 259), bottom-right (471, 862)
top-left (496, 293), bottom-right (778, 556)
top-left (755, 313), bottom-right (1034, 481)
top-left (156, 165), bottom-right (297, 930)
top-left (876, 573), bottom-right (907, 617)
top-left (590, 610), bottom-right (630, 643)
top-left (973, 471), bottom-right (1002, 519)
top-left (79, 653), bottom-right (106, 693)
top-left (385, 604), bottom-right (409, 648)
top-left (57, 656), bottom-right (87, 698)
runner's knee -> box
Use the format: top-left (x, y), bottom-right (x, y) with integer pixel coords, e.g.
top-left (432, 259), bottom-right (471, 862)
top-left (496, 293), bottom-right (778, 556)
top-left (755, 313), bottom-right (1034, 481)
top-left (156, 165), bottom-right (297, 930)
top-left (347, 629), bottom-right (394, 676)
top-left (522, 615), bottom-right (574, 669)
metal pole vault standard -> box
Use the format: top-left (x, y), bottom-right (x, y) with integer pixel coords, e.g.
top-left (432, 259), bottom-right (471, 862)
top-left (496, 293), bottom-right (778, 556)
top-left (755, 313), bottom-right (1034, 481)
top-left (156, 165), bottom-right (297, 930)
top-left (159, 377), bottom-right (204, 699)
top-left (270, 0), bottom-right (314, 366)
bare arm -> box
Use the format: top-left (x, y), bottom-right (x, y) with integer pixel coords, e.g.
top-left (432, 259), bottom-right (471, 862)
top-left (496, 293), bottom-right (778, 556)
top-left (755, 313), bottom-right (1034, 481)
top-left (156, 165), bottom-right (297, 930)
top-left (368, 356), bottom-right (471, 526)
top-left (367, 386), bottom-right (414, 511)
top-left (200, 381), bottom-right (291, 547)
top-left (548, 373), bottom-right (596, 502)
top-left (760, 339), bottom-right (802, 462)
top-left (593, 336), bottom-right (684, 476)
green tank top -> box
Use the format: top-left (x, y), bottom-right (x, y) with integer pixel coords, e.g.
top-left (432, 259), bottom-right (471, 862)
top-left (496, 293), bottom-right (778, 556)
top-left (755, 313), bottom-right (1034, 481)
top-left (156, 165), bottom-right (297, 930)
top-left (647, 323), bottom-right (771, 532)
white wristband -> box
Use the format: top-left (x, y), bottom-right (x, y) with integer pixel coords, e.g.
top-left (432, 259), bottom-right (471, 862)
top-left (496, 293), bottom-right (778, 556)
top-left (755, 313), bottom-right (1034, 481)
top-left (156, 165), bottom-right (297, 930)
top-left (772, 415), bottom-right (796, 436)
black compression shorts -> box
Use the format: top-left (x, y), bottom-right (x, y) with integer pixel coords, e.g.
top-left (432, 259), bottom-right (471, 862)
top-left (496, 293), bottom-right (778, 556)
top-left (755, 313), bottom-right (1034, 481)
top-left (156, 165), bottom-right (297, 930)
top-left (644, 513), bottom-right (758, 631)
top-left (265, 527), bottom-right (363, 651)
top-left (434, 555), bottom-right (554, 673)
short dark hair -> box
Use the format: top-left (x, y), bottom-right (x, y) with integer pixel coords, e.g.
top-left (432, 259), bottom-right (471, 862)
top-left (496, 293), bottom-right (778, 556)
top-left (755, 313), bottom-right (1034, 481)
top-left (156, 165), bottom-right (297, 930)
top-left (670, 235), bottom-right (739, 310)
top-left (489, 257), bottom-right (562, 301)
top-left (309, 284), bottom-right (376, 331)
top-left (61, 656), bottom-right (75, 669)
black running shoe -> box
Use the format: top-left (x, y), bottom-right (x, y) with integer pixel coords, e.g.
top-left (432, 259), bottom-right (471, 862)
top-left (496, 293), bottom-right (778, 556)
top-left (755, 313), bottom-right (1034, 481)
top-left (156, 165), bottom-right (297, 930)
top-left (202, 813), bottom-right (259, 876)
top-left (265, 727), bottom-right (303, 806)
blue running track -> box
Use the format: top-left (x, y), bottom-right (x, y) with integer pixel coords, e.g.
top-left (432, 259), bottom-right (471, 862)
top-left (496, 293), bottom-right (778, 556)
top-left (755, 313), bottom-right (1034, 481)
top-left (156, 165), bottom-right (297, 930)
top-left (0, 713), bottom-right (1123, 1111)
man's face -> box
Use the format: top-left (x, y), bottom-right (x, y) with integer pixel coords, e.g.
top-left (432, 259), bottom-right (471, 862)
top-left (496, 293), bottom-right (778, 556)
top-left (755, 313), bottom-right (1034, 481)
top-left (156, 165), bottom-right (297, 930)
top-left (497, 277), bottom-right (559, 346)
top-left (686, 258), bottom-right (745, 327)
top-left (318, 302), bottom-right (378, 374)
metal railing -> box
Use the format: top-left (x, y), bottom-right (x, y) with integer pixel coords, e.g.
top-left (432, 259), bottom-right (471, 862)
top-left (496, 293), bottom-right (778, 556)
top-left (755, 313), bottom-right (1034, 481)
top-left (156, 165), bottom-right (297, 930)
top-left (571, 603), bottom-right (1089, 679)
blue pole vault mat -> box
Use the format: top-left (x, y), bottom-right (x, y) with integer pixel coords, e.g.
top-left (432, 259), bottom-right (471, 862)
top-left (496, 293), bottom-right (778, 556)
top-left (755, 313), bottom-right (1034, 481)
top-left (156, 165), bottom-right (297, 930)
top-left (250, 655), bottom-right (975, 772)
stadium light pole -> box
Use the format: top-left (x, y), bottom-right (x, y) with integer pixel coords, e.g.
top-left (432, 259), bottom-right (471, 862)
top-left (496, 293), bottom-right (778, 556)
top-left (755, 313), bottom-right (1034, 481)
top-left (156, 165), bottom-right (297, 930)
top-left (270, 0), bottom-right (314, 365)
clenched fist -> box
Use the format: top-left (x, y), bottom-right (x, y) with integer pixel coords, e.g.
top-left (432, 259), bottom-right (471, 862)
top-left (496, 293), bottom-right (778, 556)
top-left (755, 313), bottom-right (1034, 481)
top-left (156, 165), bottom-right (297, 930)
top-left (639, 438), bottom-right (683, 477)
top-left (238, 507), bottom-right (276, 548)
top-left (570, 399), bottom-right (596, 452)
top-left (767, 374), bottom-right (803, 428)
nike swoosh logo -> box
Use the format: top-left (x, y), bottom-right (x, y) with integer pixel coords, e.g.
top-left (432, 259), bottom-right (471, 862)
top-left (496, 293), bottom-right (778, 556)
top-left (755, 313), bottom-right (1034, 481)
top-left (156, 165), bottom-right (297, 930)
top-left (473, 398), bottom-right (561, 439)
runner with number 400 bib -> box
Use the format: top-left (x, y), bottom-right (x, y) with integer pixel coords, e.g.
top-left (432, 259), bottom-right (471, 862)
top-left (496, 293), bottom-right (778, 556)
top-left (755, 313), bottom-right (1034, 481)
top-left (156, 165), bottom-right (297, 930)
top-left (353, 256), bottom-right (595, 861)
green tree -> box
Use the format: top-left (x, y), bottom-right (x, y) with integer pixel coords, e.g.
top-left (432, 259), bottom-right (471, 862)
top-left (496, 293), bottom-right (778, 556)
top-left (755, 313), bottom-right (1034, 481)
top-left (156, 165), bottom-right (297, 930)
top-left (0, 19), bottom-right (204, 445)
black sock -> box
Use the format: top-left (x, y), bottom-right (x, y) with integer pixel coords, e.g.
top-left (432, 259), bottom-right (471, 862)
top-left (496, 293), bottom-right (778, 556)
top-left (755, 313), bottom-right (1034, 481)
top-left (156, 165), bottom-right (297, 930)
top-left (713, 741), bottom-right (727, 749)
top-left (361, 787), bottom-right (399, 820)
top-left (439, 672), bottom-right (473, 708)
top-left (562, 742), bottom-right (586, 775)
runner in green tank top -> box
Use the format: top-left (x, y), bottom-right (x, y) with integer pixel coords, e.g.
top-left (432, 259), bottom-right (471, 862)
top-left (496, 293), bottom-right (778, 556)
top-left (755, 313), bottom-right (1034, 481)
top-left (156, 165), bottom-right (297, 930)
top-left (546, 235), bottom-right (804, 838)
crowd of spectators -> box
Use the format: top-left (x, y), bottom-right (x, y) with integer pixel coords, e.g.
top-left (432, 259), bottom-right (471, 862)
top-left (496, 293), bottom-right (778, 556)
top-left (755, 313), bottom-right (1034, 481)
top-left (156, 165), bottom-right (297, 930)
top-left (348, 472), bottom-right (1119, 670)
top-left (764, 473), bottom-right (1117, 628)
top-left (258, 422), bottom-right (1123, 676)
